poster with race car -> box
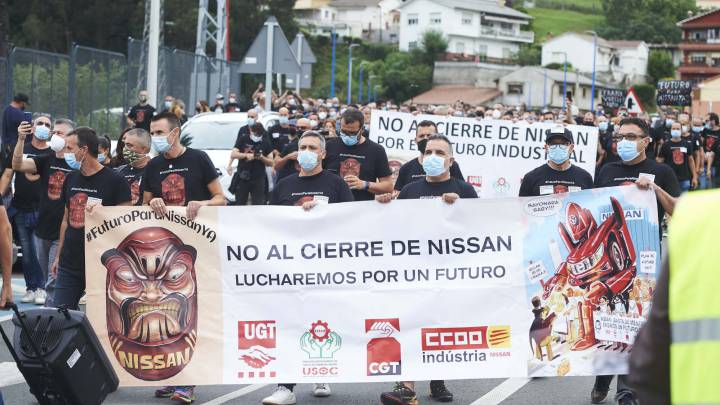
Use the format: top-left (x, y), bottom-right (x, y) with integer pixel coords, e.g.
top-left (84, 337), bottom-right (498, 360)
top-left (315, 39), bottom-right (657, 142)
top-left (522, 186), bottom-right (659, 377)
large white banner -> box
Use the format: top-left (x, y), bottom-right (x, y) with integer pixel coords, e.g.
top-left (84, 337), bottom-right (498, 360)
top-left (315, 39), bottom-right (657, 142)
top-left (370, 110), bottom-right (599, 198)
top-left (86, 186), bottom-right (658, 386)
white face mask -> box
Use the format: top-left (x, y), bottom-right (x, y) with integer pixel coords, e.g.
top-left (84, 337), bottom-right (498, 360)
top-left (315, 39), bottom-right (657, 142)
top-left (50, 135), bottom-right (66, 153)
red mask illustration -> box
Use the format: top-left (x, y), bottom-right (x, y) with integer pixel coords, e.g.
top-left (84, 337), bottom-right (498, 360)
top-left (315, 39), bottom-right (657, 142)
top-left (162, 173), bottom-right (186, 206)
top-left (68, 192), bottom-right (88, 228)
top-left (131, 180), bottom-right (141, 205)
top-left (101, 227), bottom-right (198, 380)
top-left (339, 158), bottom-right (361, 178)
top-left (48, 171), bottom-right (66, 200)
top-left (672, 148), bottom-right (685, 165)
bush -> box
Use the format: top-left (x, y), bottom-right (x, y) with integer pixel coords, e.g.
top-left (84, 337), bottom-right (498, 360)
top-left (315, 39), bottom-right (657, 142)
top-left (632, 84), bottom-right (656, 112)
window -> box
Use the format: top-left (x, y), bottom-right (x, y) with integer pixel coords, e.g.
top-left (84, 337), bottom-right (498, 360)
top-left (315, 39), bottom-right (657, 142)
top-left (408, 41), bottom-right (418, 50)
top-left (508, 83), bottom-right (523, 95)
top-left (582, 87), bottom-right (587, 97)
top-left (456, 42), bottom-right (465, 53)
top-left (407, 13), bottom-right (419, 25)
top-left (502, 47), bottom-right (512, 59)
top-left (430, 12), bottom-right (442, 24)
top-left (478, 44), bottom-right (488, 56)
top-left (500, 22), bottom-right (513, 30)
top-left (462, 13), bottom-right (473, 25)
top-left (691, 53), bottom-right (706, 64)
top-left (324, 10), bottom-right (329, 18)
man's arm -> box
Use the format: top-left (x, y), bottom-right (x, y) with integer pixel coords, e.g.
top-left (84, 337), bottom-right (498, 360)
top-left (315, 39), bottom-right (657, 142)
top-left (0, 168), bottom-right (13, 195)
top-left (12, 127), bottom-right (37, 173)
top-left (655, 184), bottom-right (678, 216)
top-left (689, 155), bottom-right (698, 189)
top-left (0, 207), bottom-right (12, 307)
top-left (50, 208), bottom-right (69, 276)
top-left (367, 175), bottom-right (394, 195)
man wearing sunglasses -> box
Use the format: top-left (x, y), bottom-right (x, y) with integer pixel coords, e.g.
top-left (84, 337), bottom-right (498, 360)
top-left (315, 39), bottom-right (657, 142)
top-left (519, 126), bottom-right (593, 197)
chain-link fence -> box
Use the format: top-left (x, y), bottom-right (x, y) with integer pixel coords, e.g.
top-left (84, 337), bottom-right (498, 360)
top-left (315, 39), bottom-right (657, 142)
top-left (1, 38), bottom-right (244, 139)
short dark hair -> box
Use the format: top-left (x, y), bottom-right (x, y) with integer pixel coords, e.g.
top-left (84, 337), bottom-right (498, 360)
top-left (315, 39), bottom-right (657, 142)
top-left (340, 108), bottom-right (364, 127)
top-left (299, 131), bottom-right (326, 150)
top-left (426, 134), bottom-right (453, 155)
top-left (68, 126), bottom-right (99, 157)
top-left (98, 134), bottom-right (111, 150)
top-left (251, 122), bottom-right (265, 135)
top-left (417, 120), bottom-right (437, 133)
top-left (619, 117), bottom-right (650, 137)
top-left (708, 112), bottom-right (719, 126)
top-left (151, 111), bottom-right (181, 130)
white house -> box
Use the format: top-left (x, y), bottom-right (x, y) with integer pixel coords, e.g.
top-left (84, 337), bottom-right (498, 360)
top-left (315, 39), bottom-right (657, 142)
top-left (397, 0), bottom-right (534, 61)
top-left (498, 66), bottom-right (610, 110)
top-left (541, 32), bottom-right (649, 86)
top-left (294, 0), bottom-right (401, 43)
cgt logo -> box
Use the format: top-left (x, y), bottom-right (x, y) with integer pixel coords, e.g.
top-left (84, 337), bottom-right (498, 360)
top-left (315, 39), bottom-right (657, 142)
top-left (366, 318), bottom-right (401, 376)
top-left (421, 326), bottom-right (511, 351)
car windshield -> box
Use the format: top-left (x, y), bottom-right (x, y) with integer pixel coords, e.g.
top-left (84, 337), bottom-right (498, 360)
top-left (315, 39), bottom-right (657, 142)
top-left (181, 120), bottom-right (243, 150)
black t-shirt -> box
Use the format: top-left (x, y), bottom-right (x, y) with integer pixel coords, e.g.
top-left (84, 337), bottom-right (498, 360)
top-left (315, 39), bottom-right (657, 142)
top-left (32, 154), bottom-right (74, 240)
top-left (277, 138), bottom-right (300, 180)
top-left (324, 137), bottom-right (392, 201)
top-left (224, 102), bottom-right (241, 112)
top-left (59, 167), bottom-right (131, 273)
top-left (128, 104), bottom-right (156, 131)
top-left (267, 124), bottom-right (296, 152)
top-left (601, 134), bottom-right (621, 166)
top-left (233, 134), bottom-right (273, 180)
top-left (237, 124), bottom-right (251, 139)
top-left (518, 164), bottom-right (594, 197)
top-left (144, 148), bottom-right (219, 206)
top-left (595, 159), bottom-right (681, 225)
top-left (116, 164), bottom-right (146, 205)
top-left (11, 143), bottom-right (51, 211)
top-left (659, 139), bottom-right (694, 181)
top-left (393, 158), bottom-right (464, 191)
top-left (270, 170), bottom-right (354, 206)
top-left (398, 177), bottom-right (478, 200)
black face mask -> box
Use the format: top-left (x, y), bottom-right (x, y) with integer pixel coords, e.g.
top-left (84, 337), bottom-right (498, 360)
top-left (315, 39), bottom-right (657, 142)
top-left (583, 120), bottom-right (595, 126)
top-left (417, 138), bottom-right (428, 154)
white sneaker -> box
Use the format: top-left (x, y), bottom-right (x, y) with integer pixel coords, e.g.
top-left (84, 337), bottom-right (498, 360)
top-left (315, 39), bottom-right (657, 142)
top-left (20, 290), bottom-right (36, 303)
top-left (34, 289), bottom-right (47, 305)
top-left (261, 386), bottom-right (296, 405)
top-left (313, 383), bottom-right (331, 397)
top-left (78, 293), bottom-right (87, 305)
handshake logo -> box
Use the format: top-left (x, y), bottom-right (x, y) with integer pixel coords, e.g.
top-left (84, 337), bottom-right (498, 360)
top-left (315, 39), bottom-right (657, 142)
top-left (366, 318), bottom-right (402, 376)
top-left (300, 320), bottom-right (342, 359)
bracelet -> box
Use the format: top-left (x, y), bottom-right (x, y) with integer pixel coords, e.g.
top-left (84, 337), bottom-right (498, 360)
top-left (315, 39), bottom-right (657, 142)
top-left (364, 181), bottom-right (370, 191)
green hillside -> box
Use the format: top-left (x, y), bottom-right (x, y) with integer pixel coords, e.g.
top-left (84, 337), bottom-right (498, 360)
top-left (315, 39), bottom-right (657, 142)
top-left (528, 7), bottom-right (605, 43)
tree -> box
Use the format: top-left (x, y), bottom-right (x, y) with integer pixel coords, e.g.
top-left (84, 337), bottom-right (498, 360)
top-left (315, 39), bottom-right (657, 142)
top-left (419, 30), bottom-right (448, 65)
top-left (515, 44), bottom-right (541, 66)
top-left (599, 0), bottom-right (697, 43)
top-left (647, 50), bottom-right (675, 85)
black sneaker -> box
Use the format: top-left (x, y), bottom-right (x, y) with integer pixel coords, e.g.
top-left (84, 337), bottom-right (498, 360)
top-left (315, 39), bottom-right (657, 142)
top-left (615, 390), bottom-right (639, 405)
top-left (591, 389), bottom-right (608, 404)
top-left (429, 380), bottom-right (453, 402)
top-left (381, 382), bottom-right (418, 405)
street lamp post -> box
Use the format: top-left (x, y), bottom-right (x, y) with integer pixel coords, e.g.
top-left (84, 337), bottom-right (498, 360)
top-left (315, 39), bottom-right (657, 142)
top-left (330, 28), bottom-right (337, 98)
top-left (586, 30), bottom-right (598, 113)
top-left (369, 75), bottom-right (375, 102)
top-left (553, 51), bottom-right (568, 111)
top-left (347, 43), bottom-right (360, 105)
top-left (359, 63), bottom-right (365, 103)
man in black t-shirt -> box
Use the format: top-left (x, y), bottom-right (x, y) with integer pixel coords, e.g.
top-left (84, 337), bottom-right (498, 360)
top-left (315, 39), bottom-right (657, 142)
top-left (236, 109), bottom-right (258, 140)
top-left (229, 122), bottom-right (274, 205)
top-left (49, 127), bottom-right (132, 310)
top-left (116, 128), bottom-right (151, 205)
top-left (267, 107), bottom-right (296, 153)
top-left (324, 108), bottom-right (393, 201)
top-left (263, 131), bottom-right (352, 405)
top-left (657, 122), bottom-right (697, 192)
top-left (519, 126), bottom-right (593, 197)
top-left (274, 118), bottom-right (313, 181)
top-left (704, 112), bottom-right (720, 188)
top-left (6, 116), bottom-right (52, 304)
top-left (378, 135), bottom-right (474, 405)
top-left (591, 117), bottom-right (680, 405)
top-left (126, 90), bottom-right (156, 131)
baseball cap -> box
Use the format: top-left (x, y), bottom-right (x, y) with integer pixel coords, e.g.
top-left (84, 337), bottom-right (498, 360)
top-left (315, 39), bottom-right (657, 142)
top-left (545, 126), bottom-right (574, 144)
top-left (216, 93), bottom-right (224, 100)
top-left (13, 93), bottom-right (30, 105)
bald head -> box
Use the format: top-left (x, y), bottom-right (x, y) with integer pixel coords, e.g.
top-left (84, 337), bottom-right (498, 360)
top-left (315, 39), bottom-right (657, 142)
top-left (296, 118), bottom-right (312, 132)
top-left (279, 107), bottom-right (289, 117)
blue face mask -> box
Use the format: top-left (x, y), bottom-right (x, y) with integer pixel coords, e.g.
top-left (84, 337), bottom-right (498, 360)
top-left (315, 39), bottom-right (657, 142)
top-left (298, 150), bottom-right (319, 171)
top-left (98, 153), bottom-right (106, 163)
top-left (64, 152), bottom-right (82, 170)
top-left (247, 118), bottom-right (256, 126)
top-left (340, 131), bottom-right (359, 146)
top-left (706, 122), bottom-right (713, 130)
top-left (671, 130), bottom-right (681, 139)
top-left (617, 139), bottom-right (640, 162)
top-left (598, 122), bottom-right (608, 132)
top-left (34, 125), bottom-right (50, 140)
top-left (152, 135), bottom-right (172, 153)
top-left (665, 118), bottom-right (674, 127)
top-left (422, 154), bottom-right (447, 177)
top-left (164, 101), bottom-right (172, 109)
top-left (547, 144), bottom-right (570, 165)
top-left (693, 126), bottom-right (704, 133)
top-left (279, 116), bottom-right (289, 125)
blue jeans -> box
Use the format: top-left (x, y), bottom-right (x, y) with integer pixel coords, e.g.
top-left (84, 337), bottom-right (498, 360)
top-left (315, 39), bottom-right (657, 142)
top-left (700, 167), bottom-right (717, 189)
top-left (34, 235), bottom-right (58, 306)
top-left (14, 210), bottom-right (43, 291)
top-left (53, 267), bottom-right (85, 310)
top-left (679, 179), bottom-right (691, 192)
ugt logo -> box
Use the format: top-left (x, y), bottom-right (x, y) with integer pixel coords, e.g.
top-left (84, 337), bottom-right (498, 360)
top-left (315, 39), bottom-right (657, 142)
top-left (366, 318), bottom-right (401, 376)
top-left (238, 320), bottom-right (276, 369)
top-left (300, 320), bottom-right (342, 359)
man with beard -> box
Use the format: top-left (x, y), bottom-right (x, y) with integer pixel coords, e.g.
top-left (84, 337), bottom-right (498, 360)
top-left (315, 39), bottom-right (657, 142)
top-left (377, 134), bottom-right (476, 405)
top-left (145, 111), bottom-right (225, 403)
top-left (262, 131), bottom-right (353, 405)
top-left (49, 127), bottom-right (131, 310)
top-left (274, 118), bottom-right (313, 180)
top-left (116, 128), bottom-right (151, 205)
top-left (324, 108), bottom-right (393, 201)
top-left (229, 122), bottom-right (274, 205)
top-left (518, 127), bottom-right (593, 197)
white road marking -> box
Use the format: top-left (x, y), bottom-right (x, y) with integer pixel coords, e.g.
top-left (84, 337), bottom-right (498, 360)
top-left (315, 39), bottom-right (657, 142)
top-left (0, 362), bottom-right (24, 388)
top-left (199, 384), bottom-right (270, 405)
top-left (469, 378), bottom-right (531, 405)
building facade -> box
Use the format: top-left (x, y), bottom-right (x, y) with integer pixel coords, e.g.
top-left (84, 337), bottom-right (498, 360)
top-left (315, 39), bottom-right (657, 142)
top-left (677, 9), bottom-right (720, 84)
top-left (294, 0), bottom-right (400, 43)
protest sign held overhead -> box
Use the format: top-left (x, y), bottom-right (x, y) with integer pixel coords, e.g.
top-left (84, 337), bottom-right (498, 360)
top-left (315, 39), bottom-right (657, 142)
top-left (656, 80), bottom-right (693, 106)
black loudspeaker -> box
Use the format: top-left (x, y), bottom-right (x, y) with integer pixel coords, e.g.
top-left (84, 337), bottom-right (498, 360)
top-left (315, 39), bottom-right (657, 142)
top-left (0, 304), bottom-right (119, 405)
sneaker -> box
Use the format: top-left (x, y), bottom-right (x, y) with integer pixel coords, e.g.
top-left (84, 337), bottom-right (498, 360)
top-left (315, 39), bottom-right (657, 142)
top-left (261, 386), bottom-right (296, 405)
top-left (591, 389), bottom-right (608, 404)
top-left (381, 382), bottom-right (418, 405)
top-left (20, 290), bottom-right (36, 303)
top-left (155, 386), bottom-right (176, 398)
top-left (313, 383), bottom-right (331, 397)
top-left (78, 292), bottom-right (87, 305)
top-left (171, 386), bottom-right (196, 403)
top-left (615, 391), bottom-right (639, 405)
top-left (430, 380), bottom-right (453, 402)
top-left (34, 289), bottom-right (47, 305)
